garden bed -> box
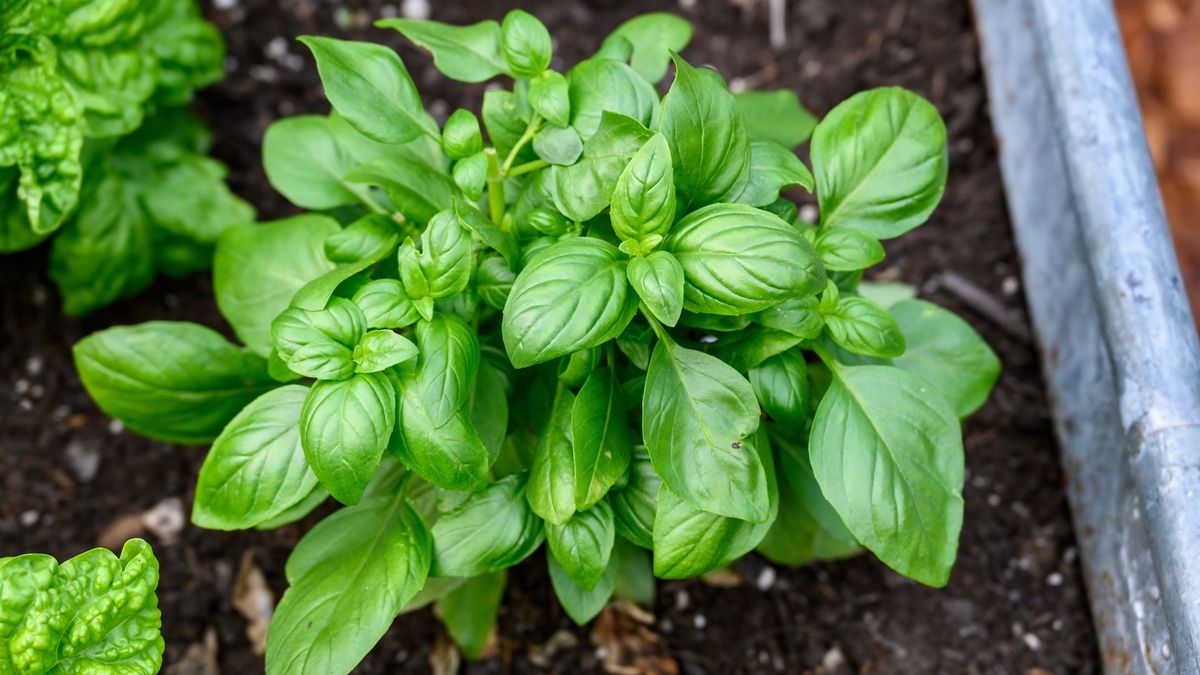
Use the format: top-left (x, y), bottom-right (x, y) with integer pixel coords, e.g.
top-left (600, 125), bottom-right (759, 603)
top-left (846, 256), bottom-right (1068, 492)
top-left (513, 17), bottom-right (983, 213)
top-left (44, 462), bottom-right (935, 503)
top-left (0, 0), bottom-right (1100, 672)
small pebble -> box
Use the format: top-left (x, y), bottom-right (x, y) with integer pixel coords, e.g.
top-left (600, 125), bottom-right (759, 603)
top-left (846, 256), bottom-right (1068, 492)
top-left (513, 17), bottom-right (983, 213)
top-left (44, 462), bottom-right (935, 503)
top-left (401, 0), bottom-right (431, 20)
top-left (987, 493), bottom-right (1002, 507)
top-left (756, 566), bottom-right (777, 591)
top-left (798, 204), bottom-right (819, 224)
top-left (675, 589), bottom-right (690, 611)
top-left (212, 0), bottom-right (238, 9)
top-left (693, 614), bottom-right (706, 629)
top-left (20, 510), bottom-right (39, 527)
top-left (143, 497), bottom-right (186, 544)
top-left (26, 356), bottom-right (42, 375)
top-left (14, 379), bottom-right (29, 395)
top-left (65, 439), bottom-right (102, 482)
top-left (1002, 275), bottom-right (1021, 296)
top-left (265, 36), bottom-right (289, 61)
top-left (108, 419), bottom-right (125, 435)
top-left (1023, 632), bottom-right (1042, 651)
top-left (822, 646), bottom-right (845, 669)
top-left (1046, 572), bottom-right (1063, 587)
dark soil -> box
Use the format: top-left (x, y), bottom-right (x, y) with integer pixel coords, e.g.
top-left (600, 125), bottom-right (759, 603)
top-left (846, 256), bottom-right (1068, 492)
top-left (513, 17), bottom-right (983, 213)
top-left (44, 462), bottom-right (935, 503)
top-left (0, 0), bottom-right (1100, 673)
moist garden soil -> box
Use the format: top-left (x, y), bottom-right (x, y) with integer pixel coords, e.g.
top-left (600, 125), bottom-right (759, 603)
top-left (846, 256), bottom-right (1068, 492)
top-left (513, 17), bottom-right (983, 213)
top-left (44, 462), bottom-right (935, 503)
top-left (0, 0), bottom-right (1101, 672)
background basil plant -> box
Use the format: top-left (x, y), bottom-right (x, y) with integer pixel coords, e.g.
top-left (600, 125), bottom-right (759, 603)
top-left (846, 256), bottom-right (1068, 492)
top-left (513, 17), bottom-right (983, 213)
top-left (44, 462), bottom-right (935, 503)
top-left (0, 0), bottom-right (254, 315)
top-left (74, 10), bottom-right (1000, 673)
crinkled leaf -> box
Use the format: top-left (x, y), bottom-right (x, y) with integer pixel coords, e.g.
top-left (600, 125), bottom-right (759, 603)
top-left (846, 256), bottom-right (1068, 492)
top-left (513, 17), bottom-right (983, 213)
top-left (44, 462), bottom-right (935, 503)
top-left (398, 209), bottom-right (474, 302)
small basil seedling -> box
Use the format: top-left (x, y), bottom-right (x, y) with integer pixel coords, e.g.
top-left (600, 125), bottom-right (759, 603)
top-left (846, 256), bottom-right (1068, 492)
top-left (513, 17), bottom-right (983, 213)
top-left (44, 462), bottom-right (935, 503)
top-left (73, 10), bottom-right (999, 674)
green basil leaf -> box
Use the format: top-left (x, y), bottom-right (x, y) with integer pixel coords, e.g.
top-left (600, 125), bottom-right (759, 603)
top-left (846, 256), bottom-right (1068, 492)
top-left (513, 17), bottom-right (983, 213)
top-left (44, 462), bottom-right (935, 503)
top-left (533, 124), bottom-right (583, 166)
top-left (262, 115), bottom-right (359, 210)
top-left (298, 36), bottom-right (430, 144)
top-left (351, 278), bottom-right (421, 329)
top-left (823, 296), bottom-right (906, 358)
top-left (74, 321), bottom-right (275, 444)
top-left (813, 227), bottom-right (885, 272)
top-left (411, 315), bottom-right (480, 426)
top-left (548, 111), bottom-right (654, 222)
top-left (354, 330), bottom-right (418, 373)
top-left (626, 251), bottom-right (685, 328)
top-left (500, 10), bottom-right (551, 77)
top-left (272, 297), bottom-right (367, 364)
top-left (730, 140), bottom-right (814, 207)
top-left (442, 108), bottom-right (483, 159)
top-left (379, 18), bottom-right (508, 83)
top-left (857, 280), bottom-right (918, 308)
top-left (436, 571), bottom-right (507, 660)
top-left (734, 90), bottom-right (817, 148)
top-left (0, 539), bottom-right (163, 674)
top-left (255, 485), bottom-right (330, 531)
top-left (889, 299), bottom-right (1000, 417)
top-left (612, 538), bottom-right (655, 605)
top-left (430, 474), bottom-right (544, 577)
top-left (546, 499), bottom-right (616, 591)
top-left (193, 385), bottom-right (319, 530)
top-left (471, 358), bottom-right (510, 461)
top-left (476, 255), bottom-right (515, 310)
top-left (503, 237), bottom-right (639, 368)
top-left (666, 204), bottom-right (825, 316)
top-left (558, 347), bottom-right (601, 389)
top-left (755, 296), bottom-right (824, 339)
top-left (748, 349), bottom-right (810, 433)
top-left (642, 335), bottom-right (768, 522)
top-left (610, 446), bottom-right (659, 549)
top-left (398, 208), bottom-right (474, 303)
top-left (344, 156), bottom-right (456, 225)
top-left (809, 364), bottom-right (963, 586)
top-left (652, 429), bottom-right (777, 578)
top-left (529, 70), bottom-right (570, 127)
top-left (289, 343), bottom-right (356, 381)
top-left (527, 382), bottom-right (577, 524)
top-left (567, 59), bottom-right (658, 141)
top-left (453, 196), bottom-right (519, 269)
top-left (330, 109), bottom-right (447, 172)
top-left (572, 367), bottom-right (633, 510)
top-left (452, 151), bottom-right (488, 200)
top-left (660, 54), bottom-right (750, 209)
top-left (601, 13), bottom-right (692, 84)
top-left (811, 87), bottom-right (948, 239)
top-left (709, 325), bottom-right (802, 373)
top-left (611, 134), bottom-right (675, 248)
top-left (300, 372), bottom-right (396, 505)
top-left (214, 216), bottom-right (341, 357)
top-left (548, 547), bottom-right (617, 625)
top-left (324, 215), bottom-right (401, 263)
top-left (267, 493), bottom-right (430, 675)
top-left (482, 89), bottom-right (534, 162)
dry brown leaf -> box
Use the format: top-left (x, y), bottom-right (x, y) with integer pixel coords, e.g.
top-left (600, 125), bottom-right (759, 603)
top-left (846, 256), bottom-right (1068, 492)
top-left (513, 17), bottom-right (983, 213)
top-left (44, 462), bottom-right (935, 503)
top-left (590, 602), bottom-right (678, 675)
top-left (528, 629), bottom-right (579, 668)
top-left (231, 551), bottom-right (275, 656)
top-left (429, 633), bottom-right (462, 675)
top-left (165, 627), bottom-right (219, 675)
top-left (96, 513), bottom-right (147, 551)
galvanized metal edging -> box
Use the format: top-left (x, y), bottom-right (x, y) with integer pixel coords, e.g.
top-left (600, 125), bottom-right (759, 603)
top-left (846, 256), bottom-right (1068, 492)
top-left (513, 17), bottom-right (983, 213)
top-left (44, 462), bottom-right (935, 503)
top-left (972, 0), bottom-right (1200, 672)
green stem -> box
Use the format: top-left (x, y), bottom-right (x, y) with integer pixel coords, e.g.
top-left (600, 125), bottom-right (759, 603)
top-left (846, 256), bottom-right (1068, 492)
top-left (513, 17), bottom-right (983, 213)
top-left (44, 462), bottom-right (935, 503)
top-left (485, 148), bottom-right (505, 225)
top-left (346, 184), bottom-right (388, 215)
top-left (507, 159), bottom-right (550, 177)
top-left (639, 305), bottom-right (672, 346)
top-left (393, 212), bottom-right (420, 240)
top-left (502, 115), bottom-right (542, 174)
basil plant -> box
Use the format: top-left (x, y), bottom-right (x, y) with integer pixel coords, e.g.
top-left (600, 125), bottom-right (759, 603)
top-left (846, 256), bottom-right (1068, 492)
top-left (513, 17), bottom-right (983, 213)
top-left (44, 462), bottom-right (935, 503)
top-left (74, 10), bottom-right (1000, 673)
top-left (0, 0), bottom-right (254, 314)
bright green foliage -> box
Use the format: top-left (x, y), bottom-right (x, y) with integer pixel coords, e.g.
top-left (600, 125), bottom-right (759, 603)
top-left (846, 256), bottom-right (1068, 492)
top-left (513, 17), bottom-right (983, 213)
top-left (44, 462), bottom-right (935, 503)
top-left (0, 0), bottom-right (243, 315)
top-left (0, 539), bottom-right (164, 674)
top-left (73, 9), bottom-right (998, 673)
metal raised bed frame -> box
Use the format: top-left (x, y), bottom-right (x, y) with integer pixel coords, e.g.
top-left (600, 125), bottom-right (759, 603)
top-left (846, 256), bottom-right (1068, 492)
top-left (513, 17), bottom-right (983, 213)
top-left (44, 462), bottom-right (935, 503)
top-left (973, 0), bottom-right (1200, 672)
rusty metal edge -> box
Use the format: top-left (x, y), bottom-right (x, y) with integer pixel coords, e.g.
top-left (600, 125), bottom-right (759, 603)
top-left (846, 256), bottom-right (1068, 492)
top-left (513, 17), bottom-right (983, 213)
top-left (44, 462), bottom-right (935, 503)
top-left (972, 0), bottom-right (1200, 673)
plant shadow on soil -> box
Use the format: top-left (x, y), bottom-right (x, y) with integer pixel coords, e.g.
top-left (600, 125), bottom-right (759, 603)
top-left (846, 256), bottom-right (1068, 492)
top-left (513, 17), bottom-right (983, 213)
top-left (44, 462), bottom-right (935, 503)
top-left (0, 0), bottom-right (1099, 673)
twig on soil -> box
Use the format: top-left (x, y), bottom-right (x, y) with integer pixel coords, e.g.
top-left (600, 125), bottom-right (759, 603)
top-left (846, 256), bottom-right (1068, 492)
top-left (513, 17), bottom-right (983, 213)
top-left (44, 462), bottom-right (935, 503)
top-left (934, 272), bottom-right (1033, 343)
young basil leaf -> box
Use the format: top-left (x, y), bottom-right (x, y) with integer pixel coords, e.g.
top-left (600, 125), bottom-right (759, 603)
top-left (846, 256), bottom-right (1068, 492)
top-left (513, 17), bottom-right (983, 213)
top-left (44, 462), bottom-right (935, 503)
top-left (430, 474), bottom-right (544, 577)
top-left (652, 429), bottom-right (777, 578)
top-left (763, 197), bottom-right (799, 224)
top-left (527, 382), bottom-right (577, 524)
top-left (729, 140), bottom-right (815, 207)
top-left (272, 297), bottom-right (367, 377)
top-left (627, 251), bottom-right (685, 327)
top-left (666, 204), bottom-right (825, 316)
top-left (324, 214), bottom-right (401, 263)
top-left (74, 321), bottom-right (275, 444)
top-left (532, 125), bottom-right (583, 166)
top-left (610, 134), bottom-right (675, 248)
top-left (300, 372), bottom-right (396, 505)
top-left (546, 499), bottom-right (616, 591)
top-left (610, 446), bottom-right (659, 549)
top-left (262, 115), bottom-right (359, 210)
top-left (572, 367), bottom-right (633, 510)
top-left (809, 364), bottom-right (963, 587)
top-left (823, 296), bottom-right (906, 358)
top-left (351, 279), bottom-right (421, 329)
top-left (755, 296), bottom-right (825, 339)
top-left (354, 330), bottom-right (418, 373)
top-left (379, 18), bottom-right (508, 83)
top-left (529, 70), bottom-right (570, 127)
top-left (748, 349), bottom-right (810, 433)
top-left (567, 59), bottom-right (658, 141)
top-left (549, 111), bottom-right (655, 222)
top-left (811, 87), bottom-right (948, 239)
top-left (452, 151), bottom-right (488, 200)
top-left (214, 216), bottom-right (341, 357)
top-left (442, 108), bottom-right (483, 159)
top-left (482, 89), bottom-right (534, 161)
top-left (659, 54), bottom-right (750, 209)
top-left (642, 335), bottom-right (769, 522)
top-left (476, 255), bottom-right (515, 310)
top-left (298, 36), bottom-right (430, 144)
top-left (471, 358), bottom-right (510, 461)
top-left (678, 311), bottom-right (752, 333)
top-left (889, 299), bottom-right (1001, 417)
top-left (268, 493), bottom-right (430, 675)
top-left (600, 13), bottom-right (693, 84)
top-left (734, 90), bottom-right (817, 149)
top-left (0, 539), bottom-right (163, 674)
top-left (813, 227), bottom-right (885, 272)
top-left (398, 208), bottom-right (474, 305)
top-left (547, 547), bottom-right (617, 625)
top-left (0, 170), bottom-right (51, 253)
top-left (193, 385), bottom-right (319, 530)
top-left (502, 237), bottom-right (639, 368)
top-left (436, 571), bottom-right (507, 660)
top-left (500, 10), bottom-right (552, 77)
